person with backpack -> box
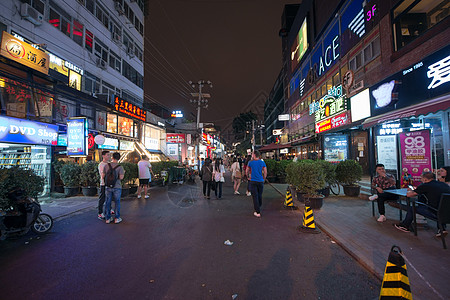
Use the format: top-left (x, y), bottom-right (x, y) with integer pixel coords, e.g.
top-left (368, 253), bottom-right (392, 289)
top-left (101, 152), bottom-right (125, 224)
top-left (200, 158), bottom-right (213, 199)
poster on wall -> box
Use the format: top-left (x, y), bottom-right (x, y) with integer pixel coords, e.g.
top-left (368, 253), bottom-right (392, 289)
top-left (376, 135), bottom-right (397, 170)
top-left (323, 134), bottom-right (348, 163)
top-left (167, 144), bottom-right (178, 155)
top-left (399, 130), bottom-right (432, 187)
top-left (67, 117), bottom-right (88, 156)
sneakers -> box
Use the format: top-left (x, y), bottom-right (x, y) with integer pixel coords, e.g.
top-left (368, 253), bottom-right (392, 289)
top-left (105, 218), bottom-right (114, 224)
top-left (377, 215), bottom-right (386, 222)
top-left (114, 217), bottom-right (122, 224)
top-left (98, 213), bottom-right (105, 220)
top-left (234, 191), bottom-right (240, 195)
top-left (368, 194), bottom-right (378, 201)
top-left (145, 195), bottom-right (149, 199)
top-left (137, 194), bottom-right (141, 199)
top-left (246, 191), bottom-right (251, 196)
top-left (253, 212), bottom-right (261, 218)
top-left (394, 223), bottom-right (410, 232)
top-left (111, 209), bottom-right (115, 215)
top-left (436, 229), bottom-right (448, 237)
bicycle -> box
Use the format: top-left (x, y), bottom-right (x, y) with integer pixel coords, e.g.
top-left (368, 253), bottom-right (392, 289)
top-left (327, 179), bottom-right (340, 195)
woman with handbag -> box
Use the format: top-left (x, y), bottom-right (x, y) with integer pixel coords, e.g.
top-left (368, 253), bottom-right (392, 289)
top-left (213, 158), bottom-right (226, 199)
top-left (230, 157), bottom-right (242, 195)
top-left (200, 158), bottom-right (213, 199)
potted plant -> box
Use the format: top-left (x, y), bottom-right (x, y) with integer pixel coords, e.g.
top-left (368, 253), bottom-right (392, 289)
top-left (52, 159), bottom-right (66, 193)
top-left (264, 159), bottom-right (277, 183)
top-left (120, 162), bottom-right (138, 197)
top-left (126, 163), bottom-right (139, 194)
top-left (276, 160), bottom-right (292, 183)
top-left (60, 162), bottom-right (81, 197)
top-left (286, 160), bottom-right (326, 209)
top-left (80, 161), bottom-right (99, 196)
top-left (335, 160), bottom-right (363, 197)
top-left (0, 166), bottom-right (45, 210)
top-left (315, 160), bottom-right (336, 197)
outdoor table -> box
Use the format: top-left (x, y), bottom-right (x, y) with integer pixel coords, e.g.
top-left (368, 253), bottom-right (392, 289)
top-left (385, 188), bottom-right (418, 236)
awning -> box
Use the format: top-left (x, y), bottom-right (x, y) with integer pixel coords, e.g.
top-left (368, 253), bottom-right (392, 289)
top-left (259, 143), bottom-right (291, 152)
top-left (362, 94), bottom-right (450, 129)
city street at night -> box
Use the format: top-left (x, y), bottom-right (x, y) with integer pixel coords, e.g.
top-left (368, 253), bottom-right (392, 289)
top-left (0, 178), bottom-right (379, 300)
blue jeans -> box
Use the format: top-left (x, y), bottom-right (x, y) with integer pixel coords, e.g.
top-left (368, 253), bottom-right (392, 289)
top-left (400, 204), bottom-right (446, 230)
top-left (105, 187), bottom-right (121, 220)
top-left (214, 181), bottom-right (223, 198)
top-left (250, 181), bottom-right (264, 213)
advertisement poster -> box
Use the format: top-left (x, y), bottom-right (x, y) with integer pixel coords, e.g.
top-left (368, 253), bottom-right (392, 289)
top-left (166, 133), bottom-right (185, 143)
top-left (67, 118), bottom-right (87, 156)
top-left (399, 130), bottom-right (432, 187)
top-left (376, 135), bottom-right (397, 170)
top-left (0, 115), bottom-right (58, 145)
top-left (98, 137), bottom-right (119, 150)
top-left (323, 133), bottom-right (348, 163)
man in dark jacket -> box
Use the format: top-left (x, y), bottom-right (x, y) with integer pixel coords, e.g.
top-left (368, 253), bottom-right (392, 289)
top-left (394, 172), bottom-right (450, 236)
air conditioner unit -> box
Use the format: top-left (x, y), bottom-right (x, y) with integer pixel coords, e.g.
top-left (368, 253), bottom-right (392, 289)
top-left (20, 3), bottom-right (43, 26)
top-left (96, 58), bottom-right (108, 70)
top-left (115, 2), bottom-right (124, 15)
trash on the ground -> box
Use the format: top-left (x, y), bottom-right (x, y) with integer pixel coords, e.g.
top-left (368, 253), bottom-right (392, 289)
top-left (36, 237), bottom-right (40, 240)
top-left (149, 279), bottom-right (155, 283)
top-left (224, 240), bottom-right (234, 246)
top-left (232, 294), bottom-right (238, 299)
top-left (24, 241), bottom-right (29, 245)
top-left (331, 240), bottom-right (336, 244)
top-left (201, 283), bottom-right (206, 287)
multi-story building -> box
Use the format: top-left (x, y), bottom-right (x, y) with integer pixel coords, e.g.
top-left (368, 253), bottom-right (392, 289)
top-left (0, 0), bottom-right (157, 194)
top-left (284, 0), bottom-right (450, 179)
top-left (264, 70), bottom-right (285, 145)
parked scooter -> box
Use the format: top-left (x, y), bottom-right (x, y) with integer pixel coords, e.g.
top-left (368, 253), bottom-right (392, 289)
top-left (0, 190), bottom-right (53, 240)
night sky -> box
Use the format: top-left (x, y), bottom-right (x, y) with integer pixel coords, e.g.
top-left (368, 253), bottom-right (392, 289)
top-left (144, 0), bottom-right (299, 131)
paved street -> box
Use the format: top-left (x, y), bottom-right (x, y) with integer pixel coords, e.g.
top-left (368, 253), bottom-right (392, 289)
top-left (0, 177), bottom-right (379, 300)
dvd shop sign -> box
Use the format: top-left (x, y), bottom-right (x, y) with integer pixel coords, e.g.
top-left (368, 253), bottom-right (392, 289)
top-left (0, 115), bottom-right (58, 145)
top-left (166, 133), bottom-right (185, 143)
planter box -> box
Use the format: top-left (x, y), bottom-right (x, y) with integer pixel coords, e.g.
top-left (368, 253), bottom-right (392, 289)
top-left (304, 195), bottom-right (324, 210)
top-left (82, 186), bottom-right (97, 197)
top-left (317, 187), bottom-right (330, 197)
top-left (64, 187), bottom-right (79, 197)
top-left (129, 185), bottom-right (138, 195)
top-left (121, 187), bottom-right (130, 198)
top-left (343, 185), bottom-right (361, 197)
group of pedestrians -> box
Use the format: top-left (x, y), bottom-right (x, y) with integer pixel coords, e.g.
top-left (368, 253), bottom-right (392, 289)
top-left (97, 151), bottom-right (153, 224)
top-left (201, 151), bottom-right (267, 218)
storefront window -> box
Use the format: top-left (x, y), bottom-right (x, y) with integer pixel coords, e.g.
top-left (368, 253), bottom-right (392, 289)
top-left (393, 0), bottom-right (449, 51)
top-left (107, 113), bottom-right (117, 133)
top-left (118, 116), bottom-right (132, 136)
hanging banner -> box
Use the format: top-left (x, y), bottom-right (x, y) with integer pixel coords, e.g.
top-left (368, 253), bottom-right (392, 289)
top-left (399, 130), bottom-right (432, 187)
top-left (67, 117), bottom-right (88, 156)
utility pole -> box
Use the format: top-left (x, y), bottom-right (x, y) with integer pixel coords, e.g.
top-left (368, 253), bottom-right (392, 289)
top-left (252, 119), bottom-right (255, 152)
top-left (189, 80), bottom-right (213, 129)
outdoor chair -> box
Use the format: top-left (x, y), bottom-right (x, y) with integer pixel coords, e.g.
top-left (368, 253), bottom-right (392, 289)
top-left (414, 193), bottom-right (450, 249)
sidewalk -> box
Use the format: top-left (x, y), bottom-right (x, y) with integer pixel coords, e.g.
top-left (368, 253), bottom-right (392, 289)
top-left (270, 182), bottom-right (450, 300)
top-left (39, 195), bottom-right (98, 220)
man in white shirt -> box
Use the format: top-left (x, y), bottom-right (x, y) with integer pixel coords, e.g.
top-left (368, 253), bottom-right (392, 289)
top-left (137, 155), bottom-right (153, 199)
top-left (97, 150), bottom-right (110, 219)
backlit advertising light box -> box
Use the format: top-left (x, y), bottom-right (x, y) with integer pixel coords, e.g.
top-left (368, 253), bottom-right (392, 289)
top-left (291, 17), bottom-right (308, 72)
top-left (0, 115), bottom-right (58, 145)
top-left (350, 88), bottom-right (371, 122)
top-left (67, 117), bottom-right (88, 156)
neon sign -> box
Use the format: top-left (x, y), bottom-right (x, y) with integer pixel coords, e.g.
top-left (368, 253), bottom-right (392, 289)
top-left (114, 96), bottom-right (146, 121)
top-left (366, 5), bottom-right (377, 21)
top-left (171, 110), bottom-right (183, 118)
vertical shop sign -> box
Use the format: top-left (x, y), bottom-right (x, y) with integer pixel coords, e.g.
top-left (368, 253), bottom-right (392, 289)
top-left (399, 130), bottom-right (432, 186)
top-left (376, 135), bottom-right (397, 170)
top-left (67, 117), bottom-right (88, 156)
top-left (96, 111), bottom-right (106, 131)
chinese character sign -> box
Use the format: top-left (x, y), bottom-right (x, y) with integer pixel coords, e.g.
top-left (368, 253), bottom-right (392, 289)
top-left (0, 31), bottom-right (49, 74)
top-left (399, 130), bottom-right (432, 187)
top-left (315, 111), bottom-right (351, 133)
top-left (114, 96), bottom-right (146, 121)
top-left (166, 133), bottom-right (185, 143)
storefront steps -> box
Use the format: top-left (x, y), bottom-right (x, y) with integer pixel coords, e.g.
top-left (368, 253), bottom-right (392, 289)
top-left (358, 176), bottom-right (372, 200)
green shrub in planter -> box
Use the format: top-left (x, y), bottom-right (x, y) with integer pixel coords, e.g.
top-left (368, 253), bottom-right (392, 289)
top-left (60, 162), bottom-right (81, 187)
top-left (335, 160), bottom-right (362, 186)
top-left (0, 166), bottom-right (45, 209)
top-left (80, 161), bottom-right (99, 187)
top-left (315, 160), bottom-right (336, 184)
top-left (121, 162), bottom-right (138, 187)
top-left (286, 160), bottom-right (325, 197)
top-left (277, 160), bottom-right (293, 178)
top-left (263, 159), bottom-right (277, 177)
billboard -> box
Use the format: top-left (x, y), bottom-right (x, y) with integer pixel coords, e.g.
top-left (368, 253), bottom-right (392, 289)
top-left (166, 133), bottom-right (185, 143)
top-left (0, 115), bottom-right (58, 145)
top-left (67, 117), bottom-right (88, 156)
top-left (291, 18), bottom-right (308, 72)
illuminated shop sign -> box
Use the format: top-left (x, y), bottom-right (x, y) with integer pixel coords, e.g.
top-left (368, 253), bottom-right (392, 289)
top-left (315, 111), bottom-right (351, 133)
top-left (379, 123), bottom-right (403, 135)
top-left (67, 117), bottom-right (88, 156)
top-left (119, 140), bottom-right (134, 151)
top-left (0, 115), bottom-right (58, 145)
top-left (171, 110), bottom-right (183, 118)
top-left (291, 18), bottom-right (308, 72)
top-left (370, 44), bottom-right (450, 117)
top-left (98, 137), bottom-right (119, 150)
top-left (166, 133), bottom-right (185, 143)
top-left (350, 88), bottom-right (371, 122)
top-left (278, 114), bottom-right (290, 121)
top-left (0, 31), bottom-right (49, 74)
top-left (273, 129), bottom-right (283, 135)
top-left (311, 85), bottom-right (348, 123)
top-left (114, 96), bottom-right (146, 121)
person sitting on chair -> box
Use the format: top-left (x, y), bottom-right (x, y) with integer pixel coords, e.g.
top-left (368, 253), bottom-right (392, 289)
top-left (394, 172), bottom-right (450, 236)
top-left (370, 164), bottom-right (399, 222)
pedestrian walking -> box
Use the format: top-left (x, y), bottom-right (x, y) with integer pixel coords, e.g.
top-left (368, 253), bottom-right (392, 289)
top-left (246, 151), bottom-right (267, 218)
top-left (230, 157), bottom-right (242, 194)
top-left (213, 158), bottom-right (225, 199)
top-left (137, 155), bottom-right (153, 199)
top-left (200, 158), bottom-right (213, 199)
top-left (97, 150), bottom-right (110, 219)
top-left (101, 152), bottom-right (125, 224)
